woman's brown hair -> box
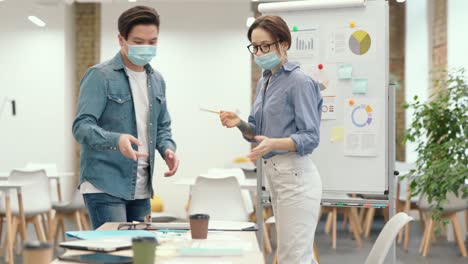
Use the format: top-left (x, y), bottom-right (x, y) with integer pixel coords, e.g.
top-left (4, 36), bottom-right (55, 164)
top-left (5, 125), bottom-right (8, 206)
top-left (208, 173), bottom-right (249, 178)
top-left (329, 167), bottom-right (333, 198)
top-left (247, 15), bottom-right (291, 49)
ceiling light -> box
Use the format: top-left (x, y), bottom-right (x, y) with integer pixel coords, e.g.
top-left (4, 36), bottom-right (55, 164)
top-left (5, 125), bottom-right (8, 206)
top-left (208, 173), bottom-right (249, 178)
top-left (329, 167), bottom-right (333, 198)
top-left (128, 0), bottom-right (137, 2)
top-left (28, 16), bottom-right (46, 27)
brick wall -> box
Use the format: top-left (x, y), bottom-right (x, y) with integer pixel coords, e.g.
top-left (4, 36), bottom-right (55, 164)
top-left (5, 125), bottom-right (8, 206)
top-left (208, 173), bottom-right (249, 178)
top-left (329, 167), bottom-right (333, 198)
top-left (74, 3), bottom-right (102, 176)
top-left (389, 1), bottom-right (406, 161)
top-left (429, 0), bottom-right (448, 92)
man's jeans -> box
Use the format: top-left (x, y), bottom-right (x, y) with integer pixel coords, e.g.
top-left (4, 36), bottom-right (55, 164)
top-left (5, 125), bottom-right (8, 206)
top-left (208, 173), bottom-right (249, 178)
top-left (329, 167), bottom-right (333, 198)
top-left (83, 193), bottom-right (150, 229)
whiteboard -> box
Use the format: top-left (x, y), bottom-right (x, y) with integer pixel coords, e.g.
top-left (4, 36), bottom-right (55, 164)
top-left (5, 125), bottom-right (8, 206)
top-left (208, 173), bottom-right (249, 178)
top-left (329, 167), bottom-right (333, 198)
top-left (260, 0), bottom-right (391, 194)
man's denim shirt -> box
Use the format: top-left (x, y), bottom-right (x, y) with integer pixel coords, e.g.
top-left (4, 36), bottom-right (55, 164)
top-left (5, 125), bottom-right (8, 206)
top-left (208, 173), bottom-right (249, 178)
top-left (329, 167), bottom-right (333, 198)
top-left (72, 52), bottom-right (176, 200)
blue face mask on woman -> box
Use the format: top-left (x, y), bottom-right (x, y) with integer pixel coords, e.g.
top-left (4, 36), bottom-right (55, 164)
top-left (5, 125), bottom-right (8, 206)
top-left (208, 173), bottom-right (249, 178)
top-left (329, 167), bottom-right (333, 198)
top-left (127, 44), bottom-right (157, 66)
top-left (254, 51), bottom-right (281, 70)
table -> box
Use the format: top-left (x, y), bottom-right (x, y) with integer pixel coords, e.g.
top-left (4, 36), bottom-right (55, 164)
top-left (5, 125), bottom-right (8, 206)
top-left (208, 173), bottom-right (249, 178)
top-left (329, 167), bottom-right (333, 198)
top-left (53, 222), bottom-right (264, 264)
top-left (0, 183), bottom-right (28, 264)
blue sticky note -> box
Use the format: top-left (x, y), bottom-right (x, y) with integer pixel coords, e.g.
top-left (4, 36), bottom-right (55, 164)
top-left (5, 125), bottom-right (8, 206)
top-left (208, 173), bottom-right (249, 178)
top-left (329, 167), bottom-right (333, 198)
top-left (352, 78), bottom-right (368, 94)
top-left (338, 64), bottom-right (353, 80)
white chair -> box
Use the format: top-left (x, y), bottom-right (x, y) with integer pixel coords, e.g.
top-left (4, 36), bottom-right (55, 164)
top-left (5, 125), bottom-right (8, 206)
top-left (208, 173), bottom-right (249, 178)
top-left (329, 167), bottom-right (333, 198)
top-left (364, 212), bottom-right (414, 264)
top-left (49, 189), bottom-right (90, 244)
top-left (418, 191), bottom-right (467, 257)
top-left (395, 162), bottom-right (424, 250)
top-left (0, 169), bottom-right (52, 247)
top-left (189, 176), bottom-right (251, 221)
top-left (188, 176), bottom-right (270, 256)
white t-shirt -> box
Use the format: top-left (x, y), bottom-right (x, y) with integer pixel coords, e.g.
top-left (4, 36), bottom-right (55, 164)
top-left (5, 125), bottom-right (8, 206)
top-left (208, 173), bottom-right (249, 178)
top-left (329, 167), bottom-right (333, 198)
top-left (80, 67), bottom-right (151, 199)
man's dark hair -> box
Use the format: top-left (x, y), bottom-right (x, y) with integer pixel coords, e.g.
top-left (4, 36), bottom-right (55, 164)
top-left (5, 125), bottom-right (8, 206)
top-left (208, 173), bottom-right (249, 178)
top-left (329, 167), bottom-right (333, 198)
top-left (118, 6), bottom-right (160, 40)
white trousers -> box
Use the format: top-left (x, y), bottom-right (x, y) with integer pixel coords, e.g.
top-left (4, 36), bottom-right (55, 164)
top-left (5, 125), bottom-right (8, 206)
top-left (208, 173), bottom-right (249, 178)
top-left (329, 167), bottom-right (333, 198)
top-left (263, 153), bottom-right (322, 264)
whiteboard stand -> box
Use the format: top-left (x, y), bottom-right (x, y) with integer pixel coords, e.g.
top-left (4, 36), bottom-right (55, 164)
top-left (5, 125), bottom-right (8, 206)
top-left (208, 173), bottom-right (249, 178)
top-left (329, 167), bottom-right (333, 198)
top-left (255, 159), bottom-right (264, 251)
top-left (386, 83), bottom-right (397, 264)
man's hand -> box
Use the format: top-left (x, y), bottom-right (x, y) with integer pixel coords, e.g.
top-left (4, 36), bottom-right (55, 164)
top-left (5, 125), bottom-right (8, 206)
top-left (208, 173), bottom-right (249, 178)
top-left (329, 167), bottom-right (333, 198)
top-left (164, 149), bottom-right (179, 177)
top-left (118, 134), bottom-right (148, 161)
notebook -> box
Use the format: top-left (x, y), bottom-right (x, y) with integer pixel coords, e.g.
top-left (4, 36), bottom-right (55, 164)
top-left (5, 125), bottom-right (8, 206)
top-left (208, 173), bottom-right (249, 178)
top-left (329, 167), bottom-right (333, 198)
top-left (60, 237), bottom-right (133, 252)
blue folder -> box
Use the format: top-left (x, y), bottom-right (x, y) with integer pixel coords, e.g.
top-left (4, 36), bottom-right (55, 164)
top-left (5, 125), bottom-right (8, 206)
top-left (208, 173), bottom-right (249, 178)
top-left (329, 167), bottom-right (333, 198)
top-left (66, 230), bottom-right (157, 240)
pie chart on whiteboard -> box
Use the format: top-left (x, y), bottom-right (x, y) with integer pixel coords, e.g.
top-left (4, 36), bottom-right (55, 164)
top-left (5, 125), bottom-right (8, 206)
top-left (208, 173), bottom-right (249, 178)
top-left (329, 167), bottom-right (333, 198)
top-left (349, 30), bottom-right (371, 55)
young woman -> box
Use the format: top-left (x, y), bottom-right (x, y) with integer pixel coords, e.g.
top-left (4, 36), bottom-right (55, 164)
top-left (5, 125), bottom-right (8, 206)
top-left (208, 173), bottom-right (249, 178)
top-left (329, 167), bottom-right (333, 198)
top-left (219, 16), bottom-right (323, 263)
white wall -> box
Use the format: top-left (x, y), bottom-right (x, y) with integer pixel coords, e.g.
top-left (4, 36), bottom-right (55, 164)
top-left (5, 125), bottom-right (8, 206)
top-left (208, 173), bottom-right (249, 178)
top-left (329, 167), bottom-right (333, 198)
top-left (0, 0), bottom-right (75, 174)
top-left (448, 0), bottom-right (468, 71)
top-left (101, 1), bottom-right (252, 217)
top-left (404, 0), bottom-right (429, 163)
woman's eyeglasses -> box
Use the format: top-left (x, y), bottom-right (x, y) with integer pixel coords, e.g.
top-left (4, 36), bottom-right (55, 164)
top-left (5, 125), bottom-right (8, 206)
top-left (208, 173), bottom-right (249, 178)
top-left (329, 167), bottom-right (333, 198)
top-left (247, 42), bottom-right (278, 55)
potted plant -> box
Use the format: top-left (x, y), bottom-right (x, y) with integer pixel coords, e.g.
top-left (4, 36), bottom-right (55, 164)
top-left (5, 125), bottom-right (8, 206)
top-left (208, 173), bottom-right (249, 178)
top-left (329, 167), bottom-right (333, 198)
top-left (403, 68), bottom-right (467, 223)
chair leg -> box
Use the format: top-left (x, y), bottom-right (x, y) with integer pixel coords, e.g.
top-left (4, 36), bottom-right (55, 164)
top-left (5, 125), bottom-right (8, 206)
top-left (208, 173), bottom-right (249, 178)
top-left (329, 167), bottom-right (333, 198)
top-left (418, 216), bottom-right (429, 254)
top-left (359, 208), bottom-right (366, 227)
top-left (313, 241), bottom-right (320, 263)
top-left (422, 217), bottom-right (434, 257)
top-left (74, 211), bottom-right (83, 231)
top-left (272, 249), bottom-right (278, 264)
top-left (0, 216), bottom-right (3, 242)
top-left (465, 209), bottom-right (468, 230)
top-left (262, 222), bottom-right (272, 254)
top-left (59, 217), bottom-right (66, 241)
top-left (54, 215), bottom-right (63, 243)
top-left (349, 208), bottom-right (362, 248)
top-left (11, 217), bottom-right (20, 255)
top-left (418, 209), bottom-right (426, 231)
top-left (33, 215), bottom-right (47, 242)
top-left (342, 211), bottom-right (348, 229)
top-left (324, 211), bottom-right (332, 234)
top-left (403, 219), bottom-right (411, 251)
top-left (448, 213), bottom-right (467, 257)
top-left (364, 208), bottom-right (375, 238)
top-left (48, 213), bottom-right (59, 243)
top-left (80, 211), bottom-right (90, 230)
top-left (332, 207), bottom-right (337, 249)
top-left (350, 208), bottom-right (363, 234)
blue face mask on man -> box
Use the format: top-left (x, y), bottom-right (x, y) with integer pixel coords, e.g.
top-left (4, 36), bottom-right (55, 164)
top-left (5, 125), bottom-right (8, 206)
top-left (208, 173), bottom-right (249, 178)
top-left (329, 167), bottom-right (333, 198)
top-left (254, 51), bottom-right (281, 70)
top-left (127, 44), bottom-right (157, 66)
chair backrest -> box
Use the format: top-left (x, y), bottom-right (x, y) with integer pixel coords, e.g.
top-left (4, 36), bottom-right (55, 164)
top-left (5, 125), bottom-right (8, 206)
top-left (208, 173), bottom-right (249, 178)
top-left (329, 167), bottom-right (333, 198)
top-left (189, 176), bottom-right (249, 221)
top-left (365, 212), bottom-right (413, 264)
top-left (418, 190), bottom-right (468, 212)
top-left (204, 168), bottom-right (246, 184)
top-left (7, 169), bottom-right (52, 215)
top-left (395, 162), bottom-right (416, 201)
top-left (24, 162), bottom-right (58, 176)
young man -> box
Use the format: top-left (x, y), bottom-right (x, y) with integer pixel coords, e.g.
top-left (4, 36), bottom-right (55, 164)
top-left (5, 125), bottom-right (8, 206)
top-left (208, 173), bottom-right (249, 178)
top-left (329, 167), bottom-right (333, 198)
top-left (73, 6), bottom-right (178, 229)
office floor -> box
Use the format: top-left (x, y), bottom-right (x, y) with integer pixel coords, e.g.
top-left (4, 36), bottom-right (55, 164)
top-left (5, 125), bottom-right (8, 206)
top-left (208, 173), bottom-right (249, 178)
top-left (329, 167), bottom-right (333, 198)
top-left (0, 216), bottom-right (466, 264)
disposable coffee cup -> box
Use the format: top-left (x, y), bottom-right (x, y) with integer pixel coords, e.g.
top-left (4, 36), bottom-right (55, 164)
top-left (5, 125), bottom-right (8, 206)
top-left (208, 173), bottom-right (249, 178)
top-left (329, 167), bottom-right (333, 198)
top-left (189, 214), bottom-right (210, 239)
top-left (132, 237), bottom-right (158, 264)
top-left (23, 241), bottom-right (53, 264)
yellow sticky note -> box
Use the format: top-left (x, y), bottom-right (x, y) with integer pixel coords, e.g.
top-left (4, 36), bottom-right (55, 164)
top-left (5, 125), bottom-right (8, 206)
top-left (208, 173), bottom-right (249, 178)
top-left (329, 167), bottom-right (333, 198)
top-left (330, 127), bottom-right (345, 142)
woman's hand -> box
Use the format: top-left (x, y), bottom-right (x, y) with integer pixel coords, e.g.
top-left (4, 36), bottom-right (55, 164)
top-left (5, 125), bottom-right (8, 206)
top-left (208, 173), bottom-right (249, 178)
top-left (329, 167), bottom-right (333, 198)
top-left (247, 136), bottom-right (275, 162)
top-left (219, 111), bottom-right (241, 128)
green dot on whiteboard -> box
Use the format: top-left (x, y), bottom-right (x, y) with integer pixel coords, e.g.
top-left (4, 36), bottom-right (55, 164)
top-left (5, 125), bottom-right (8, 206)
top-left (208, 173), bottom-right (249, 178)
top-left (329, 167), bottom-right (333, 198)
top-left (292, 25), bottom-right (298, 32)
